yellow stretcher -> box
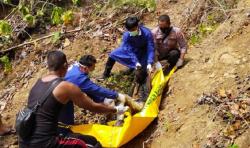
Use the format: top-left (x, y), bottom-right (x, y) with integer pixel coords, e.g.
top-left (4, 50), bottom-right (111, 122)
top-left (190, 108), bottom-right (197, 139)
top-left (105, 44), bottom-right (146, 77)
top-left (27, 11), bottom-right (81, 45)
top-left (71, 67), bottom-right (176, 147)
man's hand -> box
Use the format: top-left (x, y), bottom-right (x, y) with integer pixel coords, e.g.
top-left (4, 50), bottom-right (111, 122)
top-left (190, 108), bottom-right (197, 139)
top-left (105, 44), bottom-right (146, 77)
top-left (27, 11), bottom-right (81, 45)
top-left (135, 63), bottom-right (141, 69)
top-left (115, 105), bottom-right (129, 114)
top-left (147, 64), bottom-right (152, 73)
top-left (117, 93), bottom-right (126, 104)
top-left (176, 58), bottom-right (184, 67)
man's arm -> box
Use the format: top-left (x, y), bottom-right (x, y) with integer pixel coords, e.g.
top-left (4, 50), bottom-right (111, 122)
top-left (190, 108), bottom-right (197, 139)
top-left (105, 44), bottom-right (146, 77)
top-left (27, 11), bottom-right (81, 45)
top-left (176, 29), bottom-right (188, 60)
top-left (80, 77), bottom-right (118, 102)
top-left (121, 33), bottom-right (139, 67)
top-left (54, 81), bottom-right (116, 113)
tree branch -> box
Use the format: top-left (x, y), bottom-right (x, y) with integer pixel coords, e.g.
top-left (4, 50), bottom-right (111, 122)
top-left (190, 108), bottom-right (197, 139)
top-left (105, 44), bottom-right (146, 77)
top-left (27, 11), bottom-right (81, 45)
top-left (0, 27), bottom-right (83, 54)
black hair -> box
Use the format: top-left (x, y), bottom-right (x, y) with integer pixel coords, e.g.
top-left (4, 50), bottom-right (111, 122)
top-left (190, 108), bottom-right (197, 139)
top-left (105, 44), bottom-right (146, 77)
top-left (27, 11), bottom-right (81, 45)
top-left (47, 50), bottom-right (67, 71)
top-left (79, 55), bottom-right (97, 67)
top-left (159, 15), bottom-right (171, 24)
top-left (125, 16), bottom-right (139, 30)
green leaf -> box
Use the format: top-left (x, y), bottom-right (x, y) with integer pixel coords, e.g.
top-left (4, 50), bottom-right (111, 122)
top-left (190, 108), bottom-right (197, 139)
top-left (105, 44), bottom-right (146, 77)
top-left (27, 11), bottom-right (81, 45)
top-left (51, 7), bottom-right (63, 25)
top-left (228, 144), bottom-right (239, 148)
top-left (3, 0), bottom-right (11, 4)
top-left (18, 5), bottom-right (30, 16)
top-left (61, 10), bottom-right (74, 25)
top-left (0, 55), bottom-right (12, 73)
top-left (72, 0), bottom-right (81, 6)
top-left (36, 10), bottom-right (44, 17)
top-left (0, 20), bottom-right (12, 36)
top-left (189, 34), bottom-right (200, 45)
top-left (23, 14), bottom-right (35, 27)
top-left (117, 0), bottom-right (156, 11)
top-left (51, 32), bottom-right (62, 44)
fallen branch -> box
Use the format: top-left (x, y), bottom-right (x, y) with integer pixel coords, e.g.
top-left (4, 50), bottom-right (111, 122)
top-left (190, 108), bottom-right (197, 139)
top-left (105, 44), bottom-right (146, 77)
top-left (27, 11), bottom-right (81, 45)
top-left (212, 0), bottom-right (228, 18)
top-left (0, 27), bottom-right (83, 54)
top-left (4, 7), bottom-right (17, 20)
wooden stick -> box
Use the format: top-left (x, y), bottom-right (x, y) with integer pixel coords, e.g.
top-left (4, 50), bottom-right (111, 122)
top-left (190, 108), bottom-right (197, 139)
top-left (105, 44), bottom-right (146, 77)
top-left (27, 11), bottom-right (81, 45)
top-left (0, 28), bottom-right (83, 54)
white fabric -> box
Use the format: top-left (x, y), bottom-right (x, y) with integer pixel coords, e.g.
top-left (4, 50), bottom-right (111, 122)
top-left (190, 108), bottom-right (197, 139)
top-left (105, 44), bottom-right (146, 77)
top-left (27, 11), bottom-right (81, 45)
top-left (155, 62), bottom-right (162, 70)
top-left (103, 98), bottom-right (115, 106)
top-left (135, 62), bottom-right (142, 69)
top-left (117, 93), bottom-right (126, 104)
top-left (147, 64), bottom-right (152, 72)
top-left (117, 114), bottom-right (125, 120)
top-left (115, 105), bottom-right (129, 114)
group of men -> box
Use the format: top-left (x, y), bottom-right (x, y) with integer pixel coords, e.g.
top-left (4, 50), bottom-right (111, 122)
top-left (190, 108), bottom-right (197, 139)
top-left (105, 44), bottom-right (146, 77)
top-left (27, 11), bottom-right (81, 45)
top-left (15, 14), bottom-right (187, 148)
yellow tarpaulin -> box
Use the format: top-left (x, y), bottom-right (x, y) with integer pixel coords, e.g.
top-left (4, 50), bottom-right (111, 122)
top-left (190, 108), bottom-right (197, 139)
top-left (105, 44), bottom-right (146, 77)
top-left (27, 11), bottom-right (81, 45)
top-left (71, 67), bottom-right (176, 147)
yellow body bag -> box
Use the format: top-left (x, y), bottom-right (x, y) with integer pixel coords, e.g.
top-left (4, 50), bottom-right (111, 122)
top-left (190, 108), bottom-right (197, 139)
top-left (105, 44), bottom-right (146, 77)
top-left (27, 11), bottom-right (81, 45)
top-left (71, 67), bottom-right (176, 147)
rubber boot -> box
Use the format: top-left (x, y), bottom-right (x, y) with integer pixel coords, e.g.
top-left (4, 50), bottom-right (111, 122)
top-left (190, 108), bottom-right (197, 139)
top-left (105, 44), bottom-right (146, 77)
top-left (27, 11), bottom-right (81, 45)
top-left (104, 57), bottom-right (115, 77)
top-left (98, 57), bottom-right (115, 81)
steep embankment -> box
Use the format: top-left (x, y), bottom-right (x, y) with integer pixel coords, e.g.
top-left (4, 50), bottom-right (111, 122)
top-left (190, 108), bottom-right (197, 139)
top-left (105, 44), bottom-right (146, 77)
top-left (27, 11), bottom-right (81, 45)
top-left (148, 1), bottom-right (250, 147)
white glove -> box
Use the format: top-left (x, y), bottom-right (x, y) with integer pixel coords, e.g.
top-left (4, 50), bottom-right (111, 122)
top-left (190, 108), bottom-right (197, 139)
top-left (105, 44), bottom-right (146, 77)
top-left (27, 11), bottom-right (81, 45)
top-left (176, 58), bottom-right (184, 67)
top-left (117, 93), bottom-right (126, 104)
top-left (135, 62), bottom-right (141, 69)
top-left (147, 64), bottom-right (152, 73)
top-left (155, 62), bottom-right (162, 70)
top-left (115, 105), bottom-right (129, 114)
top-left (103, 98), bottom-right (115, 106)
top-left (117, 114), bottom-right (125, 120)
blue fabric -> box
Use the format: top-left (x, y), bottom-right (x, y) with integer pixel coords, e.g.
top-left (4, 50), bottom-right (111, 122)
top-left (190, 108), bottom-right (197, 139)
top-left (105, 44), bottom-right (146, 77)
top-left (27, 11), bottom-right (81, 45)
top-left (65, 63), bottom-right (118, 102)
top-left (109, 26), bottom-right (155, 69)
top-left (58, 63), bottom-right (118, 129)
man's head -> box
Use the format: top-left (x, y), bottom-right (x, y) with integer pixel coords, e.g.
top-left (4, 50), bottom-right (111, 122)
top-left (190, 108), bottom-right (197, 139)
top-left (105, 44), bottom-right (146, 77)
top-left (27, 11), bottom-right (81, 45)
top-left (158, 15), bottom-right (172, 34)
top-left (47, 50), bottom-right (68, 77)
top-left (79, 55), bottom-right (97, 74)
top-left (125, 16), bottom-right (139, 36)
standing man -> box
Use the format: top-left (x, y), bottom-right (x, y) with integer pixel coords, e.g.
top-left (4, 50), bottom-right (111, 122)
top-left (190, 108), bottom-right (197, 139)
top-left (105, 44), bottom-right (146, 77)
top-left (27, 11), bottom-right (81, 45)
top-left (58, 55), bottom-right (126, 130)
top-left (152, 14), bottom-right (188, 74)
top-left (100, 16), bottom-right (155, 81)
top-left (19, 50), bottom-right (127, 148)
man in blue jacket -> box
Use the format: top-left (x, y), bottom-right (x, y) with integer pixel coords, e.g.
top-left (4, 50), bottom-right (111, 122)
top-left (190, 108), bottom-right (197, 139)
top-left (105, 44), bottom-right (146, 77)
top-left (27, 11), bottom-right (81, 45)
top-left (58, 55), bottom-right (126, 133)
top-left (100, 16), bottom-right (155, 82)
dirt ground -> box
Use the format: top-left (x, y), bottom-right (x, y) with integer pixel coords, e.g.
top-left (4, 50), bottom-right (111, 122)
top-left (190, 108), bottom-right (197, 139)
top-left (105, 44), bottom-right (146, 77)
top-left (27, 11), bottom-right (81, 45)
top-left (1, 0), bottom-right (250, 147)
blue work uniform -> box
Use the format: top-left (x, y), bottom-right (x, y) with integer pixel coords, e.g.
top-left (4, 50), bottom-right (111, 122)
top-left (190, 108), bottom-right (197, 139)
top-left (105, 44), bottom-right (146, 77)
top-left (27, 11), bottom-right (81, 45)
top-left (109, 25), bottom-right (155, 69)
top-left (58, 63), bottom-right (118, 132)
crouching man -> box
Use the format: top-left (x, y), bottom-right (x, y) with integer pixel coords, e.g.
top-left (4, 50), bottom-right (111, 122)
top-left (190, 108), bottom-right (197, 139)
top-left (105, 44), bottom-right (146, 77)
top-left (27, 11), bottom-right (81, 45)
top-left (152, 14), bottom-right (188, 74)
top-left (58, 55), bottom-right (127, 132)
